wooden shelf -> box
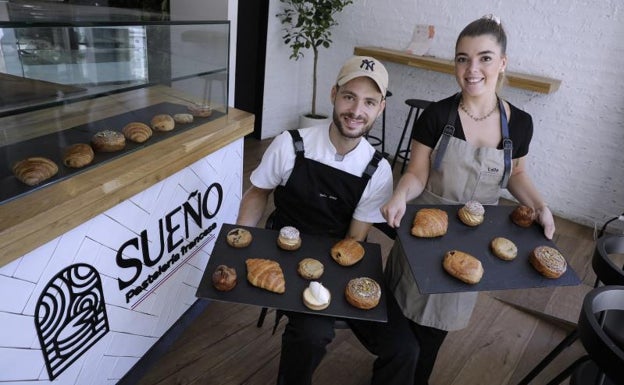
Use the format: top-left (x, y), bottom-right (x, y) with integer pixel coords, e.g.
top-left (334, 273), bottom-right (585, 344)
top-left (354, 46), bottom-right (561, 94)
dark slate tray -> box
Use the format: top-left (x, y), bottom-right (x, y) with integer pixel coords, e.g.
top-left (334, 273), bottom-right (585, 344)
top-left (196, 223), bottom-right (388, 322)
top-left (398, 204), bottom-right (581, 294)
top-left (0, 102), bottom-right (224, 205)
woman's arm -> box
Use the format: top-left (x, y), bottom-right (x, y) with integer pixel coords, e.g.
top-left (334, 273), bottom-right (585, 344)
top-left (381, 140), bottom-right (432, 228)
top-left (507, 156), bottom-right (555, 239)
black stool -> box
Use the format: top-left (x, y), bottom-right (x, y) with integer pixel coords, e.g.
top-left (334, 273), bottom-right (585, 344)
top-left (545, 285), bottom-right (624, 385)
top-left (391, 99), bottom-right (432, 174)
top-left (365, 90), bottom-right (392, 156)
top-left (517, 234), bottom-right (624, 385)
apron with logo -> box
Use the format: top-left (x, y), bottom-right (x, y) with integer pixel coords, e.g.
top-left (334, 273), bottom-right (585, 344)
top-left (271, 129), bottom-right (383, 239)
top-left (386, 95), bottom-right (512, 330)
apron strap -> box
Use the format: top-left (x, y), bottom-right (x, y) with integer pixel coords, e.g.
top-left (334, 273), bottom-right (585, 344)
top-left (287, 129), bottom-right (305, 158)
top-left (362, 150), bottom-right (384, 181)
top-left (432, 93), bottom-right (460, 170)
top-left (499, 99), bottom-right (513, 188)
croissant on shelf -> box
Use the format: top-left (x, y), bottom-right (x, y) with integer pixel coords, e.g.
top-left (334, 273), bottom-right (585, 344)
top-left (12, 157), bottom-right (59, 186)
top-left (122, 122), bottom-right (153, 143)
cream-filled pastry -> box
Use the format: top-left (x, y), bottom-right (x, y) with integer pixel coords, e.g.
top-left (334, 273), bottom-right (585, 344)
top-left (302, 281), bottom-right (331, 310)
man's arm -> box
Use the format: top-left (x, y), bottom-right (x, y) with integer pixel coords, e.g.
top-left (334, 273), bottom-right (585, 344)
top-left (346, 219), bottom-right (373, 242)
top-left (236, 186), bottom-right (273, 227)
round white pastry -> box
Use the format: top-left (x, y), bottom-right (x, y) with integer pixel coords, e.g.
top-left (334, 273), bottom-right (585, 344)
top-left (277, 226), bottom-right (301, 250)
top-left (302, 281), bottom-right (331, 310)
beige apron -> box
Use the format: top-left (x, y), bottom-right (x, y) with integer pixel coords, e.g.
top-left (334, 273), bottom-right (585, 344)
top-left (386, 127), bottom-right (510, 331)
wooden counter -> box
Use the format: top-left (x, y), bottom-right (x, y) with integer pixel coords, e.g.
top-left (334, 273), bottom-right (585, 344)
top-left (0, 86), bottom-right (254, 266)
top-left (354, 46), bottom-right (561, 94)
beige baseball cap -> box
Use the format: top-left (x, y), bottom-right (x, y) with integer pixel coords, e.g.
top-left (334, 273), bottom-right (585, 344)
top-left (336, 56), bottom-right (389, 97)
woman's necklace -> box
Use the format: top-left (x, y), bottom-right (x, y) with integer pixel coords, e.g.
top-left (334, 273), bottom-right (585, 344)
top-left (459, 99), bottom-right (498, 121)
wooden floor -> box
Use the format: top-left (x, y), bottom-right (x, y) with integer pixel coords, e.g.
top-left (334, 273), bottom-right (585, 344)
top-left (136, 136), bottom-right (603, 385)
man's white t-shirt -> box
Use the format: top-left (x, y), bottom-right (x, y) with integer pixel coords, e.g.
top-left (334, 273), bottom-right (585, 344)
top-left (250, 124), bottom-right (393, 224)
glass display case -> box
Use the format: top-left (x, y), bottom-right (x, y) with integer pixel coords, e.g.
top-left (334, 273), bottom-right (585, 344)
top-left (0, 21), bottom-right (229, 204)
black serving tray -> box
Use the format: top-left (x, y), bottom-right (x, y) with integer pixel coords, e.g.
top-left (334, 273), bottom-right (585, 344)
top-left (398, 204), bottom-right (581, 294)
top-left (196, 223), bottom-right (388, 322)
top-left (0, 102), bottom-right (224, 205)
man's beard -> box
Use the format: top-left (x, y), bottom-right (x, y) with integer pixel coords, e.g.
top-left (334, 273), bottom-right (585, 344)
top-left (332, 111), bottom-right (373, 139)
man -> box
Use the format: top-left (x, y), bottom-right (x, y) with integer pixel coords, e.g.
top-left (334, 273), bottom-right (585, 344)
top-left (237, 56), bottom-right (418, 385)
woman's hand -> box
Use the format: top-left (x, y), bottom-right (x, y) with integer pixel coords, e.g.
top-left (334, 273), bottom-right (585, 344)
top-left (381, 195), bottom-right (407, 228)
top-left (536, 205), bottom-right (555, 240)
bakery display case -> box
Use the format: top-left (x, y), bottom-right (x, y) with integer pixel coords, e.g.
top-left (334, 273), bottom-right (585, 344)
top-left (0, 20), bottom-right (255, 266)
top-left (0, 20), bottom-right (230, 204)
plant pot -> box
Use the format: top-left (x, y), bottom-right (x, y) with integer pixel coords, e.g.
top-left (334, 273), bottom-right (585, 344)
top-left (299, 114), bottom-right (331, 129)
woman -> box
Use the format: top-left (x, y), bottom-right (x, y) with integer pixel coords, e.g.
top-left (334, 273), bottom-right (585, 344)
top-left (381, 15), bottom-right (555, 384)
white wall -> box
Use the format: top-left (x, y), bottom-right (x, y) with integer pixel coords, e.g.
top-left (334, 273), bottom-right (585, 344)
top-left (261, 0), bottom-right (624, 233)
top-left (170, 0), bottom-right (237, 108)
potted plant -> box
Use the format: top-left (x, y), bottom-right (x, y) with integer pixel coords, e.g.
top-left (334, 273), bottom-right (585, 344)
top-left (277, 0), bottom-right (353, 126)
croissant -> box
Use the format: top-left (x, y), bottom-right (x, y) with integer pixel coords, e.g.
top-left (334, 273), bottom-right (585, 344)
top-left (246, 258), bottom-right (285, 294)
top-left (122, 122), bottom-right (153, 143)
top-left (12, 157), bottom-right (58, 186)
top-left (62, 143), bottom-right (94, 168)
top-left (411, 208), bottom-right (448, 238)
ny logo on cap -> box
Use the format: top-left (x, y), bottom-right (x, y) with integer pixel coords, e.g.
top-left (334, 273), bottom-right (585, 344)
top-left (360, 59), bottom-right (376, 72)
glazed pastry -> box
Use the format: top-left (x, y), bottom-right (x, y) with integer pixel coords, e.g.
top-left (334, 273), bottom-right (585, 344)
top-left (411, 208), bottom-right (448, 238)
top-left (302, 281), bottom-right (331, 310)
top-left (226, 227), bottom-right (253, 248)
top-left (150, 114), bottom-right (175, 132)
top-left (458, 200), bottom-right (485, 226)
top-left (490, 237), bottom-right (518, 261)
top-left (345, 277), bottom-right (381, 310)
top-left (443, 250), bottom-right (483, 284)
top-left (122, 122), bottom-right (153, 143)
top-left (297, 258), bottom-right (324, 279)
top-left (92, 130), bottom-right (126, 152)
top-left (245, 258), bottom-right (286, 294)
top-left (212, 265), bottom-right (237, 291)
top-left (510, 205), bottom-right (535, 227)
top-left (530, 246), bottom-right (567, 278)
top-left (173, 113), bottom-right (194, 124)
top-left (62, 143), bottom-right (94, 168)
top-left (330, 238), bottom-right (365, 266)
top-left (187, 104), bottom-right (213, 117)
top-left (277, 226), bottom-right (301, 250)
top-left (12, 157), bottom-right (58, 186)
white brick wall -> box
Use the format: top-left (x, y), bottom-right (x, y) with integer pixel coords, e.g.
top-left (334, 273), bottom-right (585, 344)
top-left (262, 0), bottom-right (624, 233)
top-left (0, 139), bottom-right (243, 383)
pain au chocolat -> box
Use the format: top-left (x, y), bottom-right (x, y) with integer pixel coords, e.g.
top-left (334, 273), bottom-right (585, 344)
top-left (62, 143), bottom-right (94, 168)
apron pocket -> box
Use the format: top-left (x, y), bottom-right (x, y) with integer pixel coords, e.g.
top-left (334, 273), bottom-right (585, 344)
top-left (471, 170), bottom-right (502, 204)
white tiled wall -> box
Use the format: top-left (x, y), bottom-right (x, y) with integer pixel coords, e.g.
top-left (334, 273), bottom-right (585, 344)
top-left (0, 139), bottom-right (244, 383)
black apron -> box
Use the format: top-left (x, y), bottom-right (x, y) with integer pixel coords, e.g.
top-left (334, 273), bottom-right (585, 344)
top-left (270, 129), bottom-right (382, 239)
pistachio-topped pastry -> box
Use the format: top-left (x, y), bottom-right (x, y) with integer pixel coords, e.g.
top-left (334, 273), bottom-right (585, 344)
top-left (345, 277), bottom-right (381, 310)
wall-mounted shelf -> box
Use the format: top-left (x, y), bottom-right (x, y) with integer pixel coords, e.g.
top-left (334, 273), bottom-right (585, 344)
top-left (354, 46), bottom-right (561, 94)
